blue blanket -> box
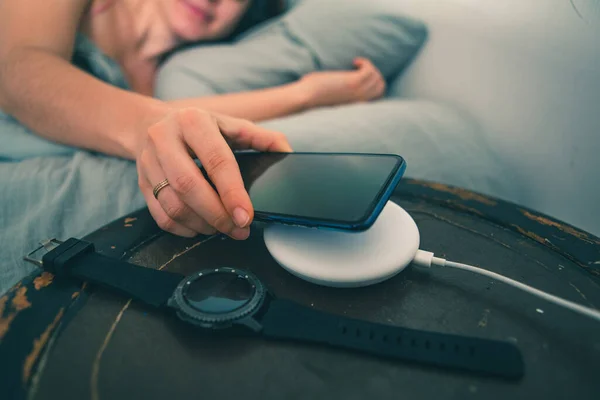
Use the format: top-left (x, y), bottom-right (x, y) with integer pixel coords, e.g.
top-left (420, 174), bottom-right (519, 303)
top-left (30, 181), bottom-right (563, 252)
top-left (0, 153), bottom-right (145, 294)
top-left (0, 34), bottom-right (140, 294)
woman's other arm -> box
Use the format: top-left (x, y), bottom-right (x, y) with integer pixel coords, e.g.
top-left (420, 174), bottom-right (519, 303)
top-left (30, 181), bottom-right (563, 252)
top-left (165, 58), bottom-right (386, 122)
top-left (0, 0), bottom-right (167, 159)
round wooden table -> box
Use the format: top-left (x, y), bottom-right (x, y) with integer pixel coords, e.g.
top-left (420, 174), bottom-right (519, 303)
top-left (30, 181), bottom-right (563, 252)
top-left (2, 179), bottom-right (599, 400)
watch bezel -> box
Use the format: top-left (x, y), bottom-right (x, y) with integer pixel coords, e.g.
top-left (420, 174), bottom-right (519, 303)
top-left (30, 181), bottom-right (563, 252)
top-left (169, 267), bottom-right (266, 329)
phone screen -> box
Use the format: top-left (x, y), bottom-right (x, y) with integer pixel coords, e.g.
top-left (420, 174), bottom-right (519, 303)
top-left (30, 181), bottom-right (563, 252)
top-left (234, 152), bottom-right (405, 228)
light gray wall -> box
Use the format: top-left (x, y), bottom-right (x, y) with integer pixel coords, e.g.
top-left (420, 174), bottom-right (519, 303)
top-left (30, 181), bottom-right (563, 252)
top-left (391, 0), bottom-right (600, 235)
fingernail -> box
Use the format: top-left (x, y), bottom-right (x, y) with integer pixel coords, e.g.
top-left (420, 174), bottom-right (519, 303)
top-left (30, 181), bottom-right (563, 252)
top-left (231, 227), bottom-right (250, 240)
top-left (233, 207), bottom-right (250, 228)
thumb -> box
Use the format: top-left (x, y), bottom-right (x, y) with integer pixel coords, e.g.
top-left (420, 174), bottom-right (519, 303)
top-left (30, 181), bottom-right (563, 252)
top-left (217, 116), bottom-right (293, 153)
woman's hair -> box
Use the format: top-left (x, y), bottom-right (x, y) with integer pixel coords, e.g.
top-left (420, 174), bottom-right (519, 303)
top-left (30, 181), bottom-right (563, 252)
top-left (160, 0), bottom-right (286, 63)
top-left (230, 0), bottom-right (285, 39)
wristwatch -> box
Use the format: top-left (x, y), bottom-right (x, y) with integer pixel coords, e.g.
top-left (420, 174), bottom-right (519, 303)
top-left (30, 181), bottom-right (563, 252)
top-left (25, 237), bottom-right (524, 379)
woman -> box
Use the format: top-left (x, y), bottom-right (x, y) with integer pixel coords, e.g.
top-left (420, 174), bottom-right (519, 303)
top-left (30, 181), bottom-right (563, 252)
top-left (0, 0), bottom-right (386, 242)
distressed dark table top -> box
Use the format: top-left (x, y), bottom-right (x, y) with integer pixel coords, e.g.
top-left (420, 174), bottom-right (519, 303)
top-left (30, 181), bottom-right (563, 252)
top-left (1, 179), bottom-right (599, 400)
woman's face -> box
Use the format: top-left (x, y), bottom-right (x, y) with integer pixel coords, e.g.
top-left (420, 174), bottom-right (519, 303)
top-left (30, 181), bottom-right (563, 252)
top-left (163, 0), bottom-right (252, 42)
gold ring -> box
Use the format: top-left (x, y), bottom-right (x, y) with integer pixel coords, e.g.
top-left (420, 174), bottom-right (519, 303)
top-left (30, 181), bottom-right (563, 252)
top-left (152, 179), bottom-right (170, 199)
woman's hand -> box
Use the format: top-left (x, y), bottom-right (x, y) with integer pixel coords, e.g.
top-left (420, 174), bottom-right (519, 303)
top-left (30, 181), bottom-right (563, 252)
top-left (136, 108), bottom-right (292, 240)
top-left (299, 57), bottom-right (386, 109)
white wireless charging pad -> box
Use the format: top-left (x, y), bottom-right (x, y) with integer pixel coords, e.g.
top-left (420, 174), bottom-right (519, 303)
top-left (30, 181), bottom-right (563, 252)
top-left (263, 201), bottom-right (420, 288)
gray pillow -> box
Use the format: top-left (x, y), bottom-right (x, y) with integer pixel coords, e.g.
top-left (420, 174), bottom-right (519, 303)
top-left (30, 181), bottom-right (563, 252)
top-left (155, 0), bottom-right (427, 100)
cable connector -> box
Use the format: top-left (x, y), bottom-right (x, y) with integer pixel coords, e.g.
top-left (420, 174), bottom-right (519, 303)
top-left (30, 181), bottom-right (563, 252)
top-left (413, 250), bottom-right (446, 268)
top-left (412, 249), bottom-right (434, 267)
top-left (412, 249), bottom-right (600, 323)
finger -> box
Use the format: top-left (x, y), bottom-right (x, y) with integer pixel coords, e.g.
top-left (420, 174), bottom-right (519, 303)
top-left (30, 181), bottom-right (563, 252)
top-left (350, 66), bottom-right (378, 96)
top-left (365, 76), bottom-right (386, 98)
top-left (376, 79), bottom-right (387, 97)
top-left (178, 110), bottom-right (254, 232)
top-left (218, 117), bottom-right (293, 153)
top-left (139, 146), bottom-right (217, 236)
top-left (137, 160), bottom-right (198, 237)
top-left (232, 127), bottom-right (292, 153)
top-left (145, 186), bottom-right (198, 237)
top-left (154, 109), bottom-right (250, 240)
top-left (360, 66), bottom-right (378, 84)
top-left (363, 70), bottom-right (382, 87)
top-left (353, 57), bottom-right (374, 73)
top-left (364, 60), bottom-right (386, 87)
top-left (353, 57), bottom-right (369, 69)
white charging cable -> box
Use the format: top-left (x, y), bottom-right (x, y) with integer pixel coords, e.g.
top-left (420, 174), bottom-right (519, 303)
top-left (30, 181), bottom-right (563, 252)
top-left (413, 250), bottom-right (600, 323)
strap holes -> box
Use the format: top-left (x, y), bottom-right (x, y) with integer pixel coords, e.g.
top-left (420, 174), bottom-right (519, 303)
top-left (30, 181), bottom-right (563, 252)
top-left (396, 336), bottom-right (402, 345)
top-left (411, 338), bottom-right (417, 348)
top-left (425, 340), bottom-right (430, 349)
top-left (440, 343), bottom-right (446, 351)
top-left (341, 326), bottom-right (347, 334)
top-left (356, 328), bottom-right (361, 338)
top-left (369, 331), bottom-right (375, 340)
top-left (382, 335), bottom-right (388, 342)
top-left (469, 346), bottom-right (475, 356)
top-left (454, 344), bottom-right (460, 353)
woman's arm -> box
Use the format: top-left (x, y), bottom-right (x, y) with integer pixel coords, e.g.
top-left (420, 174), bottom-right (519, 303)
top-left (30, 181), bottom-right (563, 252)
top-left (166, 81), bottom-right (311, 122)
top-left (165, 58), bottom-right (386, 122)
top-left (0, 0), bottom-right (294, 243)
top-left (0, 0), bottom-right (168, 159)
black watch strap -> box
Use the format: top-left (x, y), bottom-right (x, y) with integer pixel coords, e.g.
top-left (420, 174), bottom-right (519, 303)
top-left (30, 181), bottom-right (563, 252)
top-left (41, 238), bottom-right (184, 308)
top-left (260, 299), bottom-right (524, 379)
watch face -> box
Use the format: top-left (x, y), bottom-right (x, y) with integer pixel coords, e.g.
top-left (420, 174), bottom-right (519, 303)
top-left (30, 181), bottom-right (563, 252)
top-left (171, 267), bottom-right (266, 328)
top-left (183, 272), bottom-right (255, 314)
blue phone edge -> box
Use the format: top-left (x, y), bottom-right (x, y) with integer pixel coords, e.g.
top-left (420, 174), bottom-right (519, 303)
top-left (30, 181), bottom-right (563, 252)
top-left (252, 153), bottom-right (407, 232)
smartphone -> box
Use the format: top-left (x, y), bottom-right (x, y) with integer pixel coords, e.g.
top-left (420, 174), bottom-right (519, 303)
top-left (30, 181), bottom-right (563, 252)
top-left (225, 152), bottom-right (407, 231)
